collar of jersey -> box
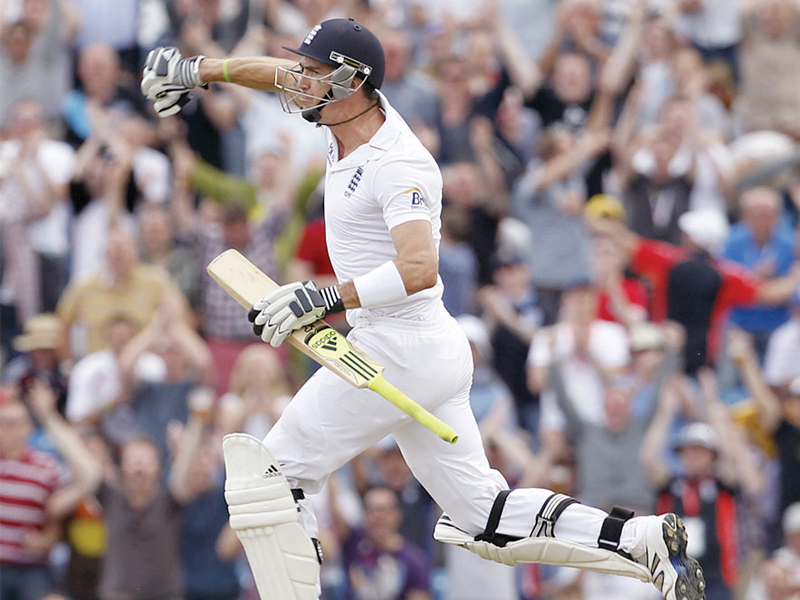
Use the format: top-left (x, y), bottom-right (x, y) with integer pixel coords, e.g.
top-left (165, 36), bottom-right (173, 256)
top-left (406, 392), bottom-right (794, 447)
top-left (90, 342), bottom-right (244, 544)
top-left (326, 91), bottom-right (401, 172)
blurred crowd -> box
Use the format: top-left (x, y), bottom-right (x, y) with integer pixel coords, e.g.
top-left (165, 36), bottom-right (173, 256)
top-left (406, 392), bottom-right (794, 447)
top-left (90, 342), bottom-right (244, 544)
top-left (2, 0), bottom-right (800, 600)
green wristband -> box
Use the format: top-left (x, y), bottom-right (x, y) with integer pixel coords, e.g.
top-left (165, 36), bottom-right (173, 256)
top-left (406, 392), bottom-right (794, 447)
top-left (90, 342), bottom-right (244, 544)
top-left (222, 59), bottom-right (232, 83)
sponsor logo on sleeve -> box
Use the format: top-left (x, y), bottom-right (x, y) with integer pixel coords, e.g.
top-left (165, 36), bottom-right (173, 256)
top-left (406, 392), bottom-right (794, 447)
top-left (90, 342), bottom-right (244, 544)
top-left (402, 187), bottom-right (425, 208)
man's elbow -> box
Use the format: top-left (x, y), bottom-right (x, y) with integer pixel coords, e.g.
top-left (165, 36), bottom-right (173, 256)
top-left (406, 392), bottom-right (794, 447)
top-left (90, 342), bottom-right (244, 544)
top-left (403, 259), bottom-right (438, 294)
top-left (418, 262), bottom-right (439, 291)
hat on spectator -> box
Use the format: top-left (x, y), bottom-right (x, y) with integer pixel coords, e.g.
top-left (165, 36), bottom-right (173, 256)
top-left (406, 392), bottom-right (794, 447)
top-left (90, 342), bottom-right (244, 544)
top-left (783, 502), bottom-right (800, 534)
top-left (585, 194), bottom-right (626, 221)
top-left (677, 209), bottom-right (730, 253)
top-left (496, 217), bottom-right (533, 257)
top-left (629, 322), bottom-right (666, 352)
top-left (674, 422), bottom-right (719, 453)
top-left (12, 314), bottom-right (62, 353)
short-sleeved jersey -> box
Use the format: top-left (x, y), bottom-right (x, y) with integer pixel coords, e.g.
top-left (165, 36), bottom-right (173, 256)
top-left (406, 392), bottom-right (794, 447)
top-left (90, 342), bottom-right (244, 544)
top-left (322, 92), bottom-right (444, 325)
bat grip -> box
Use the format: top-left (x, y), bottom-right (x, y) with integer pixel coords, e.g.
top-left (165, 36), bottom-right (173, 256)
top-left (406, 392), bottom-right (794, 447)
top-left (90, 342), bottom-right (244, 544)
top-left (367, 375), bottom-right (459, 444)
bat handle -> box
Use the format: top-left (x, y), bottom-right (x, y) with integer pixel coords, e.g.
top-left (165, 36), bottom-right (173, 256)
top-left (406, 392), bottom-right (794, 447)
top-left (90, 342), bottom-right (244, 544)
top-left (367, 375), bottom-right (459, 444)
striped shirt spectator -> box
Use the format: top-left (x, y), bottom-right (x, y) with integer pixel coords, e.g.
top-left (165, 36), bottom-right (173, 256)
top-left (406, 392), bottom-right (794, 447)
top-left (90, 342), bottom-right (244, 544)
top-left (0, 384), bottom-right (101, 600)
top-left (0, 448), bottom-right (60, 566)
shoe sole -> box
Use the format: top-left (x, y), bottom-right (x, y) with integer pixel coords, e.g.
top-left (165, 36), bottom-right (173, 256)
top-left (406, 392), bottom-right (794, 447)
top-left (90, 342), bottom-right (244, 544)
top-left (661, 514), bottom-right (706, 600)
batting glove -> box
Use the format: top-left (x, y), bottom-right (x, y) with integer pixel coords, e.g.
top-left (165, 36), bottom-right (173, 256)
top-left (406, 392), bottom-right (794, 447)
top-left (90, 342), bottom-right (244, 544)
top-left (141, 46), bottom-right (205, 118)
top-left (248, 281), bottom-right (344, 348)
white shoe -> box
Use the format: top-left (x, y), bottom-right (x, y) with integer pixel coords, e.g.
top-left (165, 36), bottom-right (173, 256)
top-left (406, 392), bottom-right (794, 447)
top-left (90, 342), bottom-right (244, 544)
top-left (639, 514), bottom-right (706, 600)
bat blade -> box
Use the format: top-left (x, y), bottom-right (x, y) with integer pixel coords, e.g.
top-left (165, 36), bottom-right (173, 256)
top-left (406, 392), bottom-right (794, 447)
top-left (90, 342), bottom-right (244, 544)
top-left (206, 248), bottom-right (280, 307)
top-left (206, 249), bottom-right (374, 388)
top-left (205, 249), bottom-right (458, 442)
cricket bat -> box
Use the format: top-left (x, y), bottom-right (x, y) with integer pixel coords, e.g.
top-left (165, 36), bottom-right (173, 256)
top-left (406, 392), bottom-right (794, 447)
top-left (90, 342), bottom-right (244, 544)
top-left (206, 249), bottom-right (459, 444)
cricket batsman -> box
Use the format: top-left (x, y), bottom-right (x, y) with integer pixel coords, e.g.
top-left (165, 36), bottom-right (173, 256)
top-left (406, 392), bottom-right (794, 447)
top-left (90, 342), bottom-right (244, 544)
top-left (141, 18), bottom-right (706, 600)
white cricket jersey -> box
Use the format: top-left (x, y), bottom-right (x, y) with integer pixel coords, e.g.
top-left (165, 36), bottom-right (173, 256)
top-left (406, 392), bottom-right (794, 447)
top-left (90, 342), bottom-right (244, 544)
top-left (322, 92), bottom-right (445, 325)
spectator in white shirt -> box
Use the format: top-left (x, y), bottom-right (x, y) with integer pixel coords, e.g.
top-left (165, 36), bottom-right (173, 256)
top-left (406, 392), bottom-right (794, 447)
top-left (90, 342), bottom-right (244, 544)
top-left (673, 0), bottom-right (743, 76)
top-left (526, 280), bottom-right (630, 454)
top-left (65, 316), bottom-right (166, 444)
top-left (0, 98), bottom-right (76, 315)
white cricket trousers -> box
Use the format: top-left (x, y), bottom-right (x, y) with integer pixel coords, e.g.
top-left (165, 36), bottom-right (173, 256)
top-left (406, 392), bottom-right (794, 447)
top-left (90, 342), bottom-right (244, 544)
top-left (264, 305), bottom-right (608, 546)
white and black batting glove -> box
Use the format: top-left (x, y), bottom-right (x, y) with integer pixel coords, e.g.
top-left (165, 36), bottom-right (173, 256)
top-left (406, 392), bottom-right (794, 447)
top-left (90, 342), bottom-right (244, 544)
top-left (248, 281), bottom-right (345, 348)
top-left (140, 46), bottom-right (205, 118)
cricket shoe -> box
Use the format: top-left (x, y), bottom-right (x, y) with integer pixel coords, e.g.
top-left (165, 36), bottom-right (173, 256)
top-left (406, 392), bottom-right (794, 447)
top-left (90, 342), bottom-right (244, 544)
top-left (638, 513), bottom-right (706, 600)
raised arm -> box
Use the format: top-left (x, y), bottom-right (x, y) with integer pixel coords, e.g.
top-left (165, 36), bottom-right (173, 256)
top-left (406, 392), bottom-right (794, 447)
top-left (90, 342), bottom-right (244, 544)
top-left (696, 367), bottom-right (764, 496)
top-left (28, 381), bottom-right (103, 519)
top-left (530, 128), bottom-right (611, 192)
top-left (141, 46), bottom-right (296, 117)
top-left (203, 55), bottom-right (299, 92)
top-left (470, 117), bottom-right (509, 216)
top-left (195, 56), bottom-right (297, 92)
top-left (587, 3), bottom-right (646, 132)
top-left (489, 8), bottom-right (543, 99)
top-left (754, 262), bottom-right (800, 305)
top-left (167, 387), bottom-right (212, 504)
top-left (640, 376), bottom-right (681, 489)
top-left (596, 3), bottom-right (646, 97)
top-left (727, 328), bottom-right (784, 433)
top-left (166, 139), bottom-right (200, 240)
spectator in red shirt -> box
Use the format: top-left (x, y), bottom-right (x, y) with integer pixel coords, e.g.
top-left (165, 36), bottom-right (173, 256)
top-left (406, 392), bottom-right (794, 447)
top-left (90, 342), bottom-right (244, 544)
top-left (590, 209), bottom-right (800, 374)
top-left (0, 381), bottom-right (101, 600)
top-left (287, 213), bottom-right (347, 340)
top-left (641, 369), bottom-right (764, 600)
top-left (286, 214), bottom-right (337, 287)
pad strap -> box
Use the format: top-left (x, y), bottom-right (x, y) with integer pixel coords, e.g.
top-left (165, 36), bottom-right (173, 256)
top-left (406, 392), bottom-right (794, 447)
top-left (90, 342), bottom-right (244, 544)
top-left (292, 488), bottom-right (305, 501)
top-left (311, 537), bottom-right (324, 564)
top-left (597, 506), bottom-right (635, 552)
top-left (475, 490), bottom-right (519, 547)
top-left (531, 493), bottom-right (579, 538)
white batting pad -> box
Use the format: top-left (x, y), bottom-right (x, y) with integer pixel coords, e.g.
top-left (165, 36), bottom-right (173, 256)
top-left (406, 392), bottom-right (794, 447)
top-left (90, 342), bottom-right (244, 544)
top-left (223, 434), bottom-right (320, 600)
top-left (434, 514), bottom-right (652, 583)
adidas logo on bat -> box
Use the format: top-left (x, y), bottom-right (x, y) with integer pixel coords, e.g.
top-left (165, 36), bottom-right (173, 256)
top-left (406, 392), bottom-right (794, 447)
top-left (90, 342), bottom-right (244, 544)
top-left (263, 465), bottom-right (281, 478)
top-left (309, 328), bottom-right (338, 352)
